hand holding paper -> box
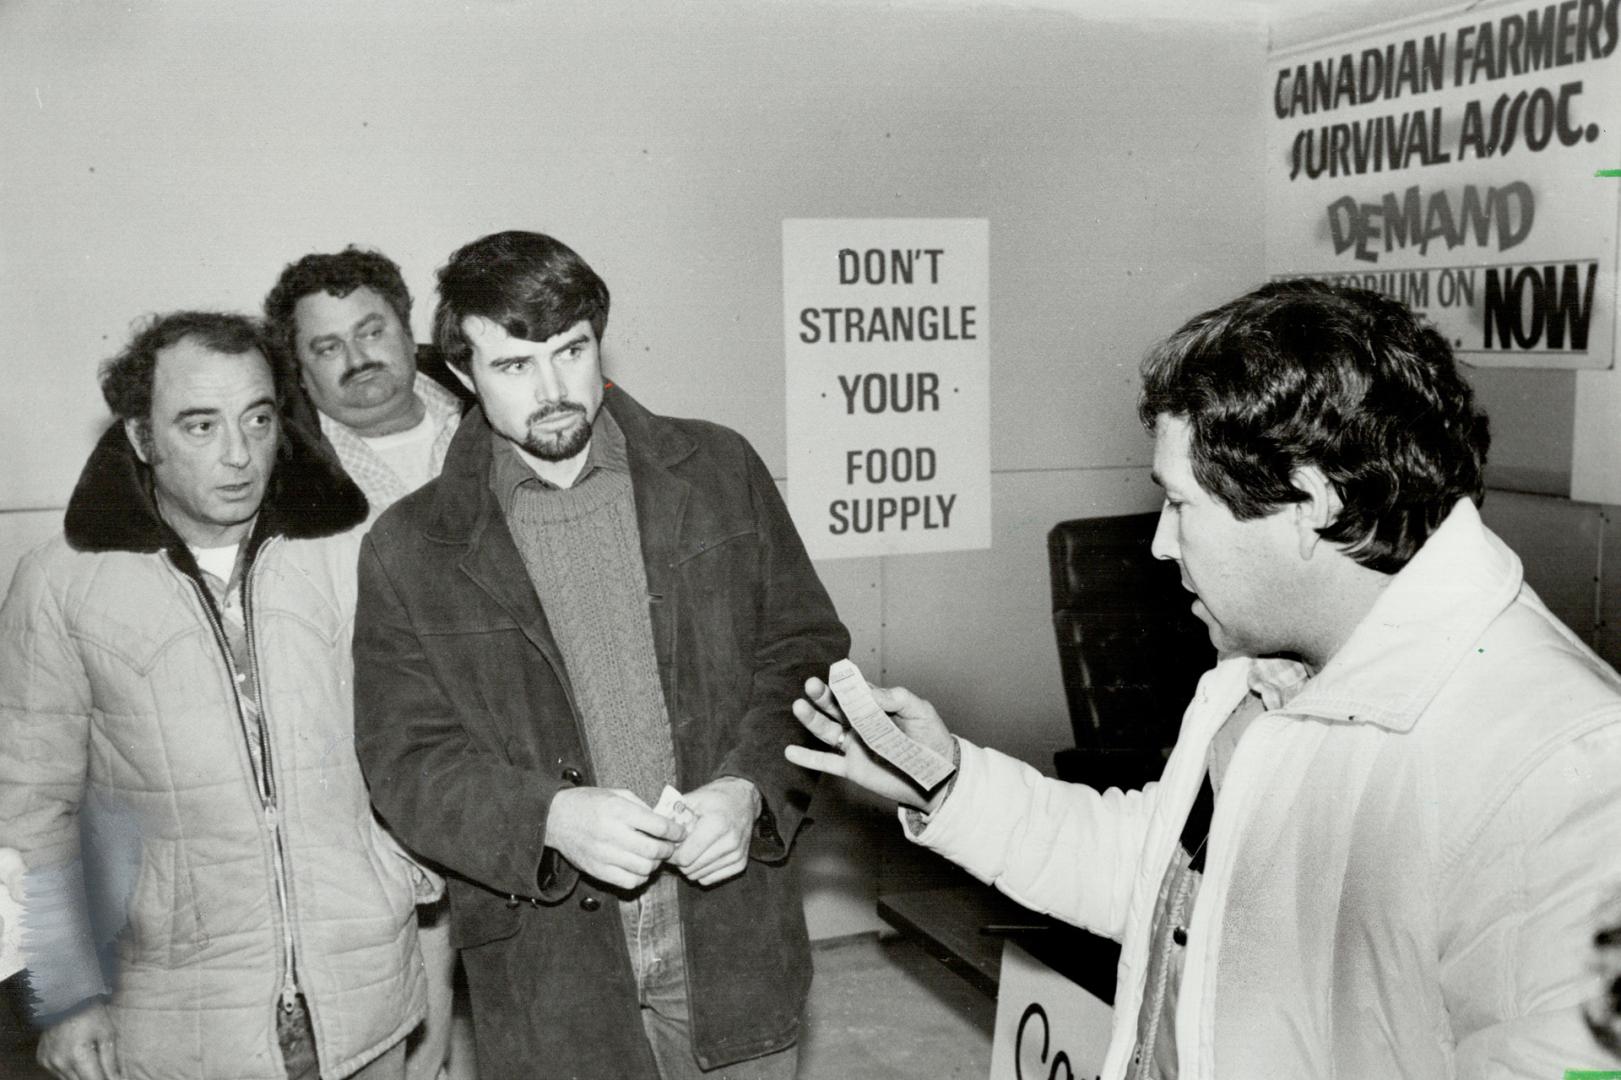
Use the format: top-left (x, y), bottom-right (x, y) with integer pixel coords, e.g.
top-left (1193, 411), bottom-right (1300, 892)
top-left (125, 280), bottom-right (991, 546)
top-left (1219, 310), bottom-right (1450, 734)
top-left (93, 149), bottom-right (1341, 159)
top-left (827, 660), bottom-right (956, 790)
top-left (546, 787), bottom-right (685, 890)
top-left (786, 660), bottom-right (957, 810)
top-left (653, 785), bottom-right (699, 831)
top-left (667, 778), bottom-right (759, 887)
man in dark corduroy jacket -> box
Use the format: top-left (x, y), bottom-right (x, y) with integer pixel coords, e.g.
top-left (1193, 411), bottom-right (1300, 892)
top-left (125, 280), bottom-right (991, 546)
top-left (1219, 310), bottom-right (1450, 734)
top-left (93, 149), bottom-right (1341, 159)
top-left (353, 231), bottom-right (848, 1080)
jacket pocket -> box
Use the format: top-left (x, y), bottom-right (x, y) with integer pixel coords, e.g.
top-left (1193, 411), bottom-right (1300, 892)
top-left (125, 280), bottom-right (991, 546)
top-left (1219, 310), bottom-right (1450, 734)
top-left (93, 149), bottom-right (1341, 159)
top-left (447, 877), bottom-right (522, 950)
top-left (119, 838), bottom-right (207, 970)
top-left (669, 528), bottom-right (761, 715)
top-left (669, 526), bottom-right (757, 569)
top-left (417, 626), bottom-right (546, 762)
top-left (359, 818), bottom-right (419, 926)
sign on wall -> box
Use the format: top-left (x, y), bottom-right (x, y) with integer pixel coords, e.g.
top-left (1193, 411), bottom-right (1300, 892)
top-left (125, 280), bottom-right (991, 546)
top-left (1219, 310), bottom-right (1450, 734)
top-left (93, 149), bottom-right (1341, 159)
top-left (783, 219), bottom-right (991, 560)
top-left (1266, 0), bottom-right (1621, 368)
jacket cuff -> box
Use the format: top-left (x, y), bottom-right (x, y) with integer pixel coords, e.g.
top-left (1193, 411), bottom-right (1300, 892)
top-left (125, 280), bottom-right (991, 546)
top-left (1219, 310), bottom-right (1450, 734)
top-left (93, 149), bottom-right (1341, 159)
top-left (726, 774), bottom-right (794, 863)
top-left (898, 736), bottom-right (977, 844)
top-left (750, 800), bottom-right (787, 861)
top-left (899, 736), bottom-right (964, 835)
top-left (535, 847), bottom-right (578, 902)
top-left (721, 739), bottom-right (816, 857)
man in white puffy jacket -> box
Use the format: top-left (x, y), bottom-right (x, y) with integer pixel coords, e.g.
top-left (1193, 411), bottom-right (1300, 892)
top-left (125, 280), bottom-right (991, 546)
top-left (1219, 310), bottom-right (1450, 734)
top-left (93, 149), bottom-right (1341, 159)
top-left (790, 279), bottom-right (1621, 1079)
top-left (0, 312), bottom-right (424, 1079)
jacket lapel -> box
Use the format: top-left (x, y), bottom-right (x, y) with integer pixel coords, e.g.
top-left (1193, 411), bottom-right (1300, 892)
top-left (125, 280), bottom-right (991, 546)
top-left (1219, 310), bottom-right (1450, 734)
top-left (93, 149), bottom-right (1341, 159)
top-left (611, 389), bottom-right (694, 704)
top-left (427, 406), bottom-right (570, 681)
top-left (458, 507), bottom-right (571, 681)
top-left (429, 388), bottom-right (699, 707)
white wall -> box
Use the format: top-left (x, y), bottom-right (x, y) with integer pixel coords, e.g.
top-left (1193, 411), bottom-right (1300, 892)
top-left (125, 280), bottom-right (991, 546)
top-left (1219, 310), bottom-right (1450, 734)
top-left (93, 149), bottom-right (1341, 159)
top-left (0, 0), bottom-right (1267, 937)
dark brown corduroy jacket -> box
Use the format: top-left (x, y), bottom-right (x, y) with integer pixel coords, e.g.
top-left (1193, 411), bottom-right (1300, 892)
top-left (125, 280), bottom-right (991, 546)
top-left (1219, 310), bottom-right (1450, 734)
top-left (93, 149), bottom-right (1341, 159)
top-left (354, 385), bottom-right (849, 1079)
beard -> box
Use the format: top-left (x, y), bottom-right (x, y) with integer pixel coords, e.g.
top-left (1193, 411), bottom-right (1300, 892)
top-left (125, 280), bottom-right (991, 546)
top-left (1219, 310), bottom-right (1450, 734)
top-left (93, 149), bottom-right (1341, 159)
top-left (519, 402), bottom-right (592, 462)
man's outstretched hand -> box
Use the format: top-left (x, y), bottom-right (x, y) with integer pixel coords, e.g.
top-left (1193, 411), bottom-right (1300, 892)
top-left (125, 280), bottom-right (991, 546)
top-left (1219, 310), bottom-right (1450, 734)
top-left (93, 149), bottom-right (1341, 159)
top-left (786, 676), bottom-right (955, 811)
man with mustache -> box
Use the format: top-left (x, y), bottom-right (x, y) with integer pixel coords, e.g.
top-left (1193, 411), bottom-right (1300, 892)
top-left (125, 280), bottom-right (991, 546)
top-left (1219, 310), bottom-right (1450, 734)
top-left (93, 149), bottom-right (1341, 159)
top-left (265, 247), bottom-right (469, 522)
top-left (351, 231), bottom-right (848, 1079)
top-left (0, 312), bottom-right (424, 1079)
top-left (790, 279), bottom-right (1621, 1078)
top-left (265, 247), bottom-right (472, 1080)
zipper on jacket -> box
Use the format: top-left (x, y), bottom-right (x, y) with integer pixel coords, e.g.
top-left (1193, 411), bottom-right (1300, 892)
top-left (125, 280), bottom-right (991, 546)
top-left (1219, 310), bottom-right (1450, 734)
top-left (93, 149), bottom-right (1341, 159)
top-left (241, 556), bottom-right (303, 1013)
top-left (180, 539), bottom-right (301, 1012)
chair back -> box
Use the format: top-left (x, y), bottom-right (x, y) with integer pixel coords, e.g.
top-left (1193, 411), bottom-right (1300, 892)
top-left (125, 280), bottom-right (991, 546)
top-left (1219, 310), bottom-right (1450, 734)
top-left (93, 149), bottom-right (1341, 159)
top-left (1047, 512), bottom-right (1213, 787)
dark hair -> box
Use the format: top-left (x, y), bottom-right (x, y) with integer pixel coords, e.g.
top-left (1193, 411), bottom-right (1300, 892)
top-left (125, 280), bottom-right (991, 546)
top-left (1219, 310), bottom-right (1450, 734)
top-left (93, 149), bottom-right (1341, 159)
top-left (100, 311), bottom-right (281, 424)
top-left (432, 231), bottom-right (609, 373)
top-left (263, 246), bottom-right (413, 370)
top-left (1137, 278), bottom-right (1490, 573)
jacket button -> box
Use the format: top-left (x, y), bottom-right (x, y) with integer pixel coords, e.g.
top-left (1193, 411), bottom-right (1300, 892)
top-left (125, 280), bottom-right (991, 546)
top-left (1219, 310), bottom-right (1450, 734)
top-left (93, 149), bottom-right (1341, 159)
top-left (579, 895), bottom-right (601, 912)
top-left (1172, 926), bottom-right (1188, 947)
top-left (505, 896), bottom-right (520, 909)
top-left (561, 767), bottom-right (583, 785)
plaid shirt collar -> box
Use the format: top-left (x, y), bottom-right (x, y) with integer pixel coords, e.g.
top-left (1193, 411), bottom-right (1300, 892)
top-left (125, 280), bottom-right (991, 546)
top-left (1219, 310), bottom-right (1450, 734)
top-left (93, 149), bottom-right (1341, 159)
top-left (318, 373), bottom-right (462, 513)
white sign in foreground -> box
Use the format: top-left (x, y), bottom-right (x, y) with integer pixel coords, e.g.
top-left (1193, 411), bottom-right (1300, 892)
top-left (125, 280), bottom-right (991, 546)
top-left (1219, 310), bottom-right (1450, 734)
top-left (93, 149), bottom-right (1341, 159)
top-left (783, 218), bottom-right (990, 560)
top-left (990, 940), bottom-right (1113, 1080)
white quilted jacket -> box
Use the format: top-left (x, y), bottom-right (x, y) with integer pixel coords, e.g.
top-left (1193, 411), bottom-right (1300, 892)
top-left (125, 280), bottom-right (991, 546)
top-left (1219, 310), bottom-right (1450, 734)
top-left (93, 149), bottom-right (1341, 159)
top-left (910, 501), bottom-right (1621, 1078)
top-left (0, 425), bottom-right (424, 1080)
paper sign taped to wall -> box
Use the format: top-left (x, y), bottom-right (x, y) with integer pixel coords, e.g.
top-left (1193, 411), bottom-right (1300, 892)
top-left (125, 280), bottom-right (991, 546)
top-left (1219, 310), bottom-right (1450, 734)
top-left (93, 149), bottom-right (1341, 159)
top-left (783, 218), bottom-right (992, 559)
top-left (827, 659), bottom-right (956, 790)
top-left (1263, 0), bottom-right (1621, 371)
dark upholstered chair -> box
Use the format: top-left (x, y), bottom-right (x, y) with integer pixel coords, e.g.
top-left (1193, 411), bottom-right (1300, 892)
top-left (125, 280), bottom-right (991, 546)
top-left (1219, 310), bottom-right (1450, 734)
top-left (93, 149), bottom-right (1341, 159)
top-left (1048, 512), bottom-right (1213, 791)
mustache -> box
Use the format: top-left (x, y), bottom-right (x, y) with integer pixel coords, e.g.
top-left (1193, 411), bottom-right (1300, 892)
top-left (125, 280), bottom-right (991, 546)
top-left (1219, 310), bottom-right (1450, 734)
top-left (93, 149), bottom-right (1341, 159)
top-left (527, 401), bottom-right (587, 425)
top-left (339, 362), bottom-right (388, 386)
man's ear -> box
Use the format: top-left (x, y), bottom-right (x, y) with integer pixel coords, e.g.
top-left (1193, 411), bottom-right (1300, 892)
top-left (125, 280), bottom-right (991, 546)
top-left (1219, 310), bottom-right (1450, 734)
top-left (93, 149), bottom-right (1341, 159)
top-left (1290, 465), bottom-right (1342, 560)
top-left (124, 418), bottom-right (151, 465)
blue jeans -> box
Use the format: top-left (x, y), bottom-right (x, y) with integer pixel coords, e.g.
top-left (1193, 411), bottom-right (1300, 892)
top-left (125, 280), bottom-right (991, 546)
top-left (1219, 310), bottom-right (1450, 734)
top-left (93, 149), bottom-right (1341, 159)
top-left (625, 873), bottom-right (798, 1080)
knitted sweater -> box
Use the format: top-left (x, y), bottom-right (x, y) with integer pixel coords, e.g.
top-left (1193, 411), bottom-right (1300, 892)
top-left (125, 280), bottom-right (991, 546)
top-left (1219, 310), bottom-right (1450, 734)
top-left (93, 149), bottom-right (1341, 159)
top-left (493, 427), bottom-right (676, 811)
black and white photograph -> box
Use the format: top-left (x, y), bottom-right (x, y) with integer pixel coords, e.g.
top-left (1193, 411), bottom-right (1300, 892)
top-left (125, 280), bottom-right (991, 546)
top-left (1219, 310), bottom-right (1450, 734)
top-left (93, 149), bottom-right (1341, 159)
top-left (1, 1), bottom-right (1619, 1077)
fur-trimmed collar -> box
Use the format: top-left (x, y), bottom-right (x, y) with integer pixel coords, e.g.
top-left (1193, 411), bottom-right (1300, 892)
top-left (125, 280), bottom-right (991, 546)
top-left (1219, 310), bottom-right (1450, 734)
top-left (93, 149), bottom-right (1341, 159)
top-left (63, 416), bottom-right (368, 555)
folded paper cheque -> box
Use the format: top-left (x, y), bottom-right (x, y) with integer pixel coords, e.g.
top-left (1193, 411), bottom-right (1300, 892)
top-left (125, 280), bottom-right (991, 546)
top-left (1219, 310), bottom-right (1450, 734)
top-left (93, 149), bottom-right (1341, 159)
top-left (827, 658), bottom-right (957, 791)
top-left (654, 785), bottom-right (699, 830)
